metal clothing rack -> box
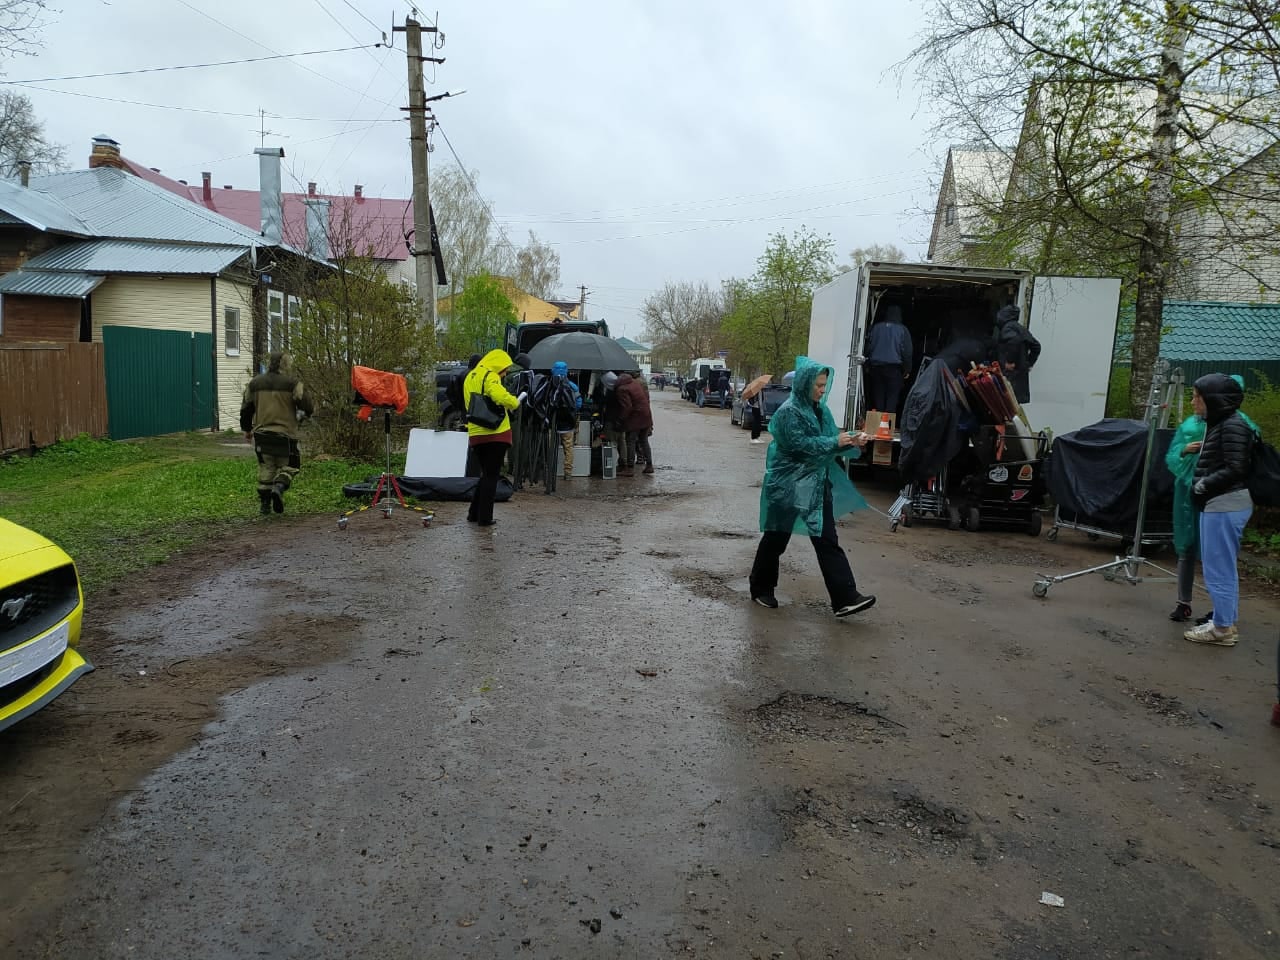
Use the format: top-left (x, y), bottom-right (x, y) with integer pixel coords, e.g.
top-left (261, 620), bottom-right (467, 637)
top-left (1032, 359), bottom-right (1182, 598)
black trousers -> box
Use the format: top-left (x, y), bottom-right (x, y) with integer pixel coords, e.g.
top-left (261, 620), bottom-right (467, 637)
top-left (468, 441), bottom-right (509, 523)
top-left (867, 364), bottom-right (905, 414)
top-left (750, 493), bottom-right (858, 610)
top-left (750, 405), bottom-right (763, 440)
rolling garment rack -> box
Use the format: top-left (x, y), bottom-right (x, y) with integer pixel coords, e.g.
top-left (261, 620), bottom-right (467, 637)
top-left (1032, 359), bottom-right (1179, 597)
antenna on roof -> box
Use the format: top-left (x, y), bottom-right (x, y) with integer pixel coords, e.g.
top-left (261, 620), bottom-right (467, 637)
top-left (253, 108), bottom-right (290, 147)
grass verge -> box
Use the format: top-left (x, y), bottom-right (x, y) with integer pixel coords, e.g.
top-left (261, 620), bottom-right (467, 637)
top-left (0, 434), bottom-right (373, 594)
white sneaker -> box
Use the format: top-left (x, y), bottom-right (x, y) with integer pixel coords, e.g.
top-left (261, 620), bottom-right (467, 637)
top-left (1183, 622), bottom-right (1238, 646)
top-left (750, 438), bottom-right (764, 444)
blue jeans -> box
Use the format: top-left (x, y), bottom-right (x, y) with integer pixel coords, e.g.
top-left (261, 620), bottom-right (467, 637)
top-left (1199, 508), bottom-right (1251, 628)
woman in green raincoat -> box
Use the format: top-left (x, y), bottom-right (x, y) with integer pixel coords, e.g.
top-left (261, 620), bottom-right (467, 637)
top-left (1165, 374), bottom-right (1257, 623)
top-left (749, 357), bottom-right (876, 618)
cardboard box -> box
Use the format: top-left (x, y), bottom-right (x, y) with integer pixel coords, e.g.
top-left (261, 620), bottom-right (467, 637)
top-left (864, 410), bottom-right (898, 440)
top-left (872, 440), bottom-right (894, 466)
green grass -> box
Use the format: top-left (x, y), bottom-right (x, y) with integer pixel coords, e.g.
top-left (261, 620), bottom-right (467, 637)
top-left (0, 434), bottom-right (373, 594)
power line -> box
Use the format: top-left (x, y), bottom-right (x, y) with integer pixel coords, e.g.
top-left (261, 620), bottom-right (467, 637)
top-left (3, 45), bottom-right (381, 84)
top-left (174, 0), bottom-right (400, 110)
top-left (341, 0), bottom-right (383, 33)
top-left (11, 81), bottom-right (401, 122)
top-left (434, 119), bottom-right (520, 258)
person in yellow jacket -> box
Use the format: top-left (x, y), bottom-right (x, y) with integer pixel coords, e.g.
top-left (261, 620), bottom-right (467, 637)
top-left (463, 349), bottom-right (524, 526)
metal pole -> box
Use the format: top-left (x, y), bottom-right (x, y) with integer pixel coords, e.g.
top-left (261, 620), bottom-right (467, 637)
top-left (403, 18), bottom-right (437, 332)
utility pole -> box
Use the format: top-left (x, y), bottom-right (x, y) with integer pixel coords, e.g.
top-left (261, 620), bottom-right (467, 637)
top-left (578, 283), bottom-right (590, 321)
top-left (395, 16), bottom-right (441, 332)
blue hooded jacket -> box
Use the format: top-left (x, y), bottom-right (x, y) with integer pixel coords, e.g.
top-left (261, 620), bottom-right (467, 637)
top-left (759, 356), bottom-right (868, 535)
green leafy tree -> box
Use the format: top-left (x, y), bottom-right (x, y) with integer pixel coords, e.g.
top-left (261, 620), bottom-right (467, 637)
top-left (441, 272), bottom-right (518, 359)
top-left (722, 227), bottom-right (835, 377)
top-left (910, 0), bottom-right (1280, 414)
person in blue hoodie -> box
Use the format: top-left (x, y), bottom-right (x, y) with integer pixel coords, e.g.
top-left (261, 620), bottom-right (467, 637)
top-left (749, 356), bottom-right (876, 618)
top-left (550, 360), bottom-right (582, 479)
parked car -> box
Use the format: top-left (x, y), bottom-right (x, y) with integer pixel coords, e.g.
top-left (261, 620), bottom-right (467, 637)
top-left (730, 384), bottom-right (791, 429)
top-left (0, 519), bottom-right (92, 733)
top-left (435, 363), bottom-right (468, 431)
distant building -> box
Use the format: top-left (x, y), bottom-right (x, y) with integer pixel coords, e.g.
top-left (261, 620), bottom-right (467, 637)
top-left (615, 336), bottom-right (652, 377)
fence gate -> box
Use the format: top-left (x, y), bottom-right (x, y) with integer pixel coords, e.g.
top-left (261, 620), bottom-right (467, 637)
top-left (103, 326), bottom-right (214, 439)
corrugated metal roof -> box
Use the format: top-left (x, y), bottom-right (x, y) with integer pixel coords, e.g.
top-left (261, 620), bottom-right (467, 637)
top-left (0, 269), bottom-right (104, 298)
top-left (23, 239), bottom-right (245, 275)
top-left (1116, 300), bottom-right (1280, 362)
top-left (27, 167), bottom-right (267, 247)
top-left (0, 177), bottom-right (92, 236)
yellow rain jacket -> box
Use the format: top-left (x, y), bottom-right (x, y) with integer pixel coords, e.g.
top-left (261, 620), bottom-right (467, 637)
top-left (463, 349), bottom-right (522, 440)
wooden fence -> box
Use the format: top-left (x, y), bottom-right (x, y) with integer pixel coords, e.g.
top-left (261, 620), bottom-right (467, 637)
top-left (0, 341), bottom-right (108, 453)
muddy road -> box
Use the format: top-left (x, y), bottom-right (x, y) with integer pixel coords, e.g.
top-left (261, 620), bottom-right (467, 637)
top-left (3, 389), bottom-right (1279, 959)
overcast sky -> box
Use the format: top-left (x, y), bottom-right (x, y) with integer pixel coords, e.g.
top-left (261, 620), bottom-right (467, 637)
top-left (12, 0), bottom-right (942, 340)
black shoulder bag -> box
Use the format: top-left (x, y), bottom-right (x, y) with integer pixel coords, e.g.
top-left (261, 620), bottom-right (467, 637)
top-left (466, 372), bottom-right (505, 429)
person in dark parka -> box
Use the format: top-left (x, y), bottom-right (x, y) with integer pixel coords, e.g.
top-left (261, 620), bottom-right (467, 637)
top-left (240, 351), bottom-right (313, 515)
top-left (995, 304), bottom-right (1041, 404)
top-left (1183, 373), bottom-right (1254, 647)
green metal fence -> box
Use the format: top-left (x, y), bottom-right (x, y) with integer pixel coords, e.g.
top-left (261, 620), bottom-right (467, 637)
top-left (103, 326), bottom-right (214, 440)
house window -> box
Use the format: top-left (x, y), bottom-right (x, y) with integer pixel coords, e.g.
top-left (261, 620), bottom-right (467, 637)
top-left (267, 290), bottom-right (285, 352)
top-left (224, 306), bottom-right (240, 356)
top-left (287, 294), bottom-right (301, 346)
top-left (945, 203), bottom-right (957, 226)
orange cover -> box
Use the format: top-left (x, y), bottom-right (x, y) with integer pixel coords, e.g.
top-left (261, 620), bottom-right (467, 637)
top-left (352, 365), bottom-right (409, 419)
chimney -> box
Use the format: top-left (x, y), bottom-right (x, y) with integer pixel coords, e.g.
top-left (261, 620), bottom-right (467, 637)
top-left (307, 181), bottom-right (317, 197)
top-left (89, 135), bottom-right (125, 170)
top-left (354, 184), bottom-right (364, 203)
top-left (254, 146), bottom-right (285, 245)
top-left (303, 198), bottom-right (331, 260)
top-left (17, 159), bottom-right (31, 187)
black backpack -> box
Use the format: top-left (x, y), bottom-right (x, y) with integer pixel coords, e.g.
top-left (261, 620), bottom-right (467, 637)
top-left (1248, 435), bottom-right (1280, 507)
top-left (445, 370), bottom-right (466, 413)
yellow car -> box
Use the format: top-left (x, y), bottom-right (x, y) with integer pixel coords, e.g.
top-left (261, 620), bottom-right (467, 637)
top-left (0, 518), bottom-right (92, 732)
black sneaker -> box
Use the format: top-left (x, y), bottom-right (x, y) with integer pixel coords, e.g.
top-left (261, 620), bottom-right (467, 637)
top-left (270, 483), bottom-right (285, 514)
top-left (1196, 610), bottom-right (1214, 626)
top-left (752, 593), bottom-right (779, 609)
top-left (1169, 602), bottom-right (1193, 623)
top-left (835, 594), bottom-right (876, 618)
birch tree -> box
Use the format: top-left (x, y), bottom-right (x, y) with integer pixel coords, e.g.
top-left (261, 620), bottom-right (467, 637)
top-left (910, 0), bottom-right (1280, 413)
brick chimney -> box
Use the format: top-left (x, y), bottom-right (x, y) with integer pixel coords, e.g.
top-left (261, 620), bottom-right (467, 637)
top-left (354, 184), bottom-right (364, 203)
top-left (89, 135), bottom-right (125, 170)
top-left (201, 172), bottom-right (212, 202)
top-left (17, 159), bottom-right (30, 187)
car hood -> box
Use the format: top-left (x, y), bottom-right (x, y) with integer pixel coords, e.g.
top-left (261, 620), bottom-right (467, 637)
top-left (0, 517), bottom-right (60, 564)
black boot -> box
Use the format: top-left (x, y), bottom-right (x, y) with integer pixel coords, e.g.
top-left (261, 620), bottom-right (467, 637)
top-left (270, 483), bottom-right (285, 514)
top-left (258, 491), bottom-right (272, 515)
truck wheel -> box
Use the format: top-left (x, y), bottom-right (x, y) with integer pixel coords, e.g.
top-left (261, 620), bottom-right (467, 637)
top-left (1027, 511), bottom-right (1043, 537)
top-left (947, 505), bottom-right (962, 531)
top-left (441, 410), bottom-right (466, 432)
top-left (967, 506), bottom-right (981, 532)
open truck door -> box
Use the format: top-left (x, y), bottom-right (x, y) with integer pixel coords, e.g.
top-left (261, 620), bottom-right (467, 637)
top-left (807, 268), bottom-right (868, 429)
top-left (1021, 276), bottom-right (1122, 438)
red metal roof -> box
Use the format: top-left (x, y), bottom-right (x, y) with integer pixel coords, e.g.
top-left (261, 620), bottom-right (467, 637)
top-left (120, 156), bottom-right (411, 262)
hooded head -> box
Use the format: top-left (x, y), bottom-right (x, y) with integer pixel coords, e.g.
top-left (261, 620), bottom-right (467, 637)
top-left (881, 304), bottom-right (903, 325)
top-left (996, 304), bottom-right (1020, 327)
top-left (617, 372), bottom-right (634, 386)
top-left (268, 351), bottom-right (291, 374)
top-left (789, 355), bottom-right (833, 408)
top-left (477, 348), bottom-right (516, 377)
top-left (551, 360), bottom-right (569, 378)
top-left (1193, 373), bottom-right (1244, 425)
top-left (601, 371), bottom-right (618, 392)
top-left (513, 352), bottom-right (532, 371)
top-left (467, 353), bottom-right (482, 370)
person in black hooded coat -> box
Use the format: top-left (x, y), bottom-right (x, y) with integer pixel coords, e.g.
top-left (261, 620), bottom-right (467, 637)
top-left (1183, 373), bottom-right (1254, 647)
top-left (995, 304), bottom-right (1040, 404)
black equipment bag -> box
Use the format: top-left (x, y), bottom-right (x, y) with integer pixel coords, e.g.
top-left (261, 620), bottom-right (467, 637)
top-left (466, 372), bottom-right (505, 429)
top-left (1248, 438), bottom-right (1280, 507)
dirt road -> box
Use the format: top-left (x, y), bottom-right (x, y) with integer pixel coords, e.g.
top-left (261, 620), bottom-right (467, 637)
top-left (3, 389), bottom-right (1278, 958)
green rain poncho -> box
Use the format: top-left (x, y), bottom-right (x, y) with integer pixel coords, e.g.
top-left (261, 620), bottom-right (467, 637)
top-left (1164, 376), bottom-right (1258, 557)
top-left (759, 356), bottom-right (868, 536)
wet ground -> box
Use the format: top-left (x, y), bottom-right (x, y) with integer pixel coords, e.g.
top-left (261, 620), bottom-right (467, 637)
top-left (3, 389), bottom-right (1279, 959)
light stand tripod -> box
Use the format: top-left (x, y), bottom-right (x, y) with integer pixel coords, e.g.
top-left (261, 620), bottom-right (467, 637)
top-left (337, 407), bottom-right (434, 531)
top-left (1032, 359), bottom-right (1181, 598)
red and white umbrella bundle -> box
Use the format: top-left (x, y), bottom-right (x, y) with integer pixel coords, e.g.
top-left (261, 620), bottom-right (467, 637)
top-left (963, 362), bottom-right (1019, 424)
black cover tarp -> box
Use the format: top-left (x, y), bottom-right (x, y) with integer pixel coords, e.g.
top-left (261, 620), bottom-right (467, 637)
top-left (343, 476), bottom-right (514, 502)
top-left (898, 360), bottom-right (967, 483)
top-left (1044, 419), bottom-right (1173, 531)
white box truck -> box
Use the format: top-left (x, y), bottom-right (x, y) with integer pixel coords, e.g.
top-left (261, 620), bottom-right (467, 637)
top-left (808, 262), bottom-right (1122, 441)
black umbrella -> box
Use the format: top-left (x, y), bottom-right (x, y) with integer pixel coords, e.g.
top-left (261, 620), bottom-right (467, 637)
top-left (526, 332), bottom-right (638, 372)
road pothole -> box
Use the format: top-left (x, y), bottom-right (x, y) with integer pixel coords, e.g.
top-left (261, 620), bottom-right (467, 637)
top-left (747, 692), bottom-right (902, 744)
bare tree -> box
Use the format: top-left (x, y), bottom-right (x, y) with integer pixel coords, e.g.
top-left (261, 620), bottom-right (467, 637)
top-left (641, 281), bottom-right (727, 364)
top-left (909, 0), bottom-right (1280, 412)
top-left (0, 1), bottom-right (52, 62)
top-left (430, 164), bottom-right (514, 304)
top-left (843, 242), bottom-right (907, 272)
top-left (514, 230), bottom-right (561, 300)
top-left (0, 90), bottom-right (63, 174)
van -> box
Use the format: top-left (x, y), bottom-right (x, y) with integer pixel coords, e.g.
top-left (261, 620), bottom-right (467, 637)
top-left (808, 262), bottom-right (1122, 442)
top-left (684, 358), bottom-right (732, 406)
